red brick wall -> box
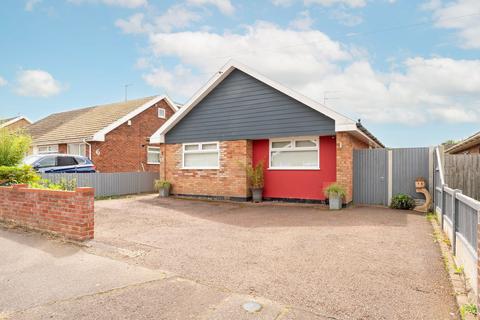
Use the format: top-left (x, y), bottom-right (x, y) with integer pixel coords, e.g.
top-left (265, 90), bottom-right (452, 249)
top-left (90, 100), bottom-right (175, 173)
top-left (0, 185), bottom-right (94, 241)
top-left (336, 132), bottom-right (370, 204)
top-left (4, 118), bottom-right (30, 131)
top-left (161, 140), bottom-right (252, 200)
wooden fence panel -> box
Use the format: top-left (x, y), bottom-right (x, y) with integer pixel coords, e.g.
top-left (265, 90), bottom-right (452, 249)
top-left (444, 154), bottom-right (480, 200)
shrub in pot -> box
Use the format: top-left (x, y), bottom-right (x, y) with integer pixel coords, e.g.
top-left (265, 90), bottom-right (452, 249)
top-left (324, 183), bottom-right (346, 210)
top-left (246, 161), bottom-right (264, 203)
top-left (154, 180), bottom-right (171, 197)
top-left (390, 193), bottom-right (415, 210)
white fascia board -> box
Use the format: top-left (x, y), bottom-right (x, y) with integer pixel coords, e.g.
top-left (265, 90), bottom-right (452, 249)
top-left (91, 95), bottom-right (178, 142)
top-left (0, 116), bottom-right (33, 129)
top-left (150, 59), bottom-right (358, 143)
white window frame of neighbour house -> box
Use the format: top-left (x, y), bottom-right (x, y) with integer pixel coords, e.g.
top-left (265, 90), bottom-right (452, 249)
top-left (182, 142), bottom-right (220, 169)
top-left (158, 108), bottom-right (166, 119)
top-left (67, 143), bottom-right (87, 157)
top-left (37, 144), bottom-right (59, 154)
top-left (269, 137), bottom-right (320, 170)
top-left (147, 146), bottom-right (161, 164)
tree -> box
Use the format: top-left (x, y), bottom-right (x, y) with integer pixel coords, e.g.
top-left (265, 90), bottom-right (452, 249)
top-left (0, 128), bottom-right (32, 166)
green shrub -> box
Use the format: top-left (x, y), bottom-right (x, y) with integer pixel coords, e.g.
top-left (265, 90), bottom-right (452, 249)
top-left (390, 193), bottom-right (415, 210)
top-left (245, 161), bottom-right (264, 189)
top-left (154, 179), bottom-right (171, 191)
top-left (0, 165), bottom-right (40, 185)
top-left (0, 128), bottom-right (31, 166)
top-left (324, 183), bottom-right (346, 199)
top-left (29, 178), bottom-right (77, 191)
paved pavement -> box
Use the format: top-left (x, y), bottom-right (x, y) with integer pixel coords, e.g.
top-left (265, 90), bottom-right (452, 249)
top-left (1, 195), bottom-right (458, 319)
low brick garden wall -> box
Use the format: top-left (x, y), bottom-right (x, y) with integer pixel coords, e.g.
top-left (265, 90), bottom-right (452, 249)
top-left (0, 184), bottom-right (94, 241)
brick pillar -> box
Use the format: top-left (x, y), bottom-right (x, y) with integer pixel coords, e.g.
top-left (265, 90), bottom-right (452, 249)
top-left (336, 132), bottom-right (370, 204)
top-left (336, 133), bottom-right (354, 203)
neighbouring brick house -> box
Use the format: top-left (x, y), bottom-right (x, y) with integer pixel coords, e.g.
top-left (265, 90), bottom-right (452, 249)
top-left (0, 116), bottom-right (32, 131)
top-left (445, 130), bottom-right (480, 154)
top-left (151, 61), bottom-right (383, 203)
top-left (27, 96), bottom-right (178, 173)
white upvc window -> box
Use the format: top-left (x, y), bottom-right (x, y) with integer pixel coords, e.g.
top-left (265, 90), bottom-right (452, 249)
top-left (182, 142), bottom-right (219, 169)
top-left (37, 144), bottom-right (59, 154)
top-left (147, 146), bottom-right (161, 164)
top-left (158, 108), bottom-right (166, 119)
top-left (67, 143), bottom-right (87, 156)
top-left (269, 137), bottom-right (319, 170)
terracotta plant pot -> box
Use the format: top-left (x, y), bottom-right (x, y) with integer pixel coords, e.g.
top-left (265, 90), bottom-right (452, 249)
top-left (251, 187), bottom-right (263, 203)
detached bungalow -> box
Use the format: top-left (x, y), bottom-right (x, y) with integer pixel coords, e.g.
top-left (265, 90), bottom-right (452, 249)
top-left (151, 61), bottom-right (383, 203)
top-left (28, 96), bottom-right (178, 173)
top-left (0, 116), bottom-right (32, 131)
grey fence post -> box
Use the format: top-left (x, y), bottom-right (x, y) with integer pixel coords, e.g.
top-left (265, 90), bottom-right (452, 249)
top-left (440, 184), bottom-right (444, 230)
top-left (452, 189), bottom-right (461, 256)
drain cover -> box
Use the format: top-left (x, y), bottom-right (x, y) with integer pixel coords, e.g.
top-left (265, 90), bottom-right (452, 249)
top-left (242, 301), bottom-right (262, 313)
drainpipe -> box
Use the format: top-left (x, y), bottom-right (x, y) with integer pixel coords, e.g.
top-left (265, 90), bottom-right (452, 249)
top-left (82, 139), bottom-right (92, 159)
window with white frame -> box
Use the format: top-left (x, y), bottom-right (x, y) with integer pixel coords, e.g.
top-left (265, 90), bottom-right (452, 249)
top-left (182, 142), bottom-right (219, 169)
top-left (37, 144), bottom-right (59, 154)
top-left (269, 137), bottom-right (319, 169)
top-left (147, 146), bottom-right (161, 164)
top-left (67, 143), bottom-right (87, 157)
top-left (158, 108), bottom-right (166, 119)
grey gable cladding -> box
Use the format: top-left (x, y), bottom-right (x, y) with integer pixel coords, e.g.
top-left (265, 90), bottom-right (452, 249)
top-left (165, 69), bottom-right (335, 144)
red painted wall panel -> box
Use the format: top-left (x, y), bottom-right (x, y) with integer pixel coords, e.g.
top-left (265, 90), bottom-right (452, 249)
top-left (252, 136), bottom-right (337, 200)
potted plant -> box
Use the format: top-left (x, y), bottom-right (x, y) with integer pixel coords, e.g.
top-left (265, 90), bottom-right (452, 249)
top-left (246, 161), bottom-right (264, 203)
top-left (154, 179), bottom-right (171, 197)
top-left (324, 183), bottom-right (346, 210)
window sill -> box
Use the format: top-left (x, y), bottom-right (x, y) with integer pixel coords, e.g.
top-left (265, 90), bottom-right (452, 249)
top-left (147, 162), bottom-right (160, 165)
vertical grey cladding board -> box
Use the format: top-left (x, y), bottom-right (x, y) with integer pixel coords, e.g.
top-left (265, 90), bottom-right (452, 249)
top-left (165, 69), bottom-right (335, 144)
top-left (353, 149), bottom-right (388, 206)
top-left (392, 148), bottom-right (430, 199)
top-left (40, 172), bottom-right (159, 197)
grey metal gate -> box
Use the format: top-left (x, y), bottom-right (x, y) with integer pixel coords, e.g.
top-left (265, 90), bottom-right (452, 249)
top-left (353, 149), bottom-right (388, 206)
top-left (392, 147), bottom-right (430, 199)
top-left (353, 147), bottom-right (431, 206)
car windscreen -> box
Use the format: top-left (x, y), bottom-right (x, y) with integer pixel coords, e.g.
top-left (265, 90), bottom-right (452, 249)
top-left (22, 155), bottom-right (43, 165)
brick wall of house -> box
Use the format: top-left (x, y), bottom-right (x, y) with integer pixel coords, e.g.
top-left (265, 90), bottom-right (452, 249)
top-left (0, 184), bottom-right (94, 241)
top-left (90, 100), bottom-right (175, 173)
top-left (161, 140), bottom-right (252, 200)
top-left (336, 132), bottom-right (370, 204)
top-left (4, 118), bottom-right (31, 131)
top-left (59, 143), bottom-right (67, 153)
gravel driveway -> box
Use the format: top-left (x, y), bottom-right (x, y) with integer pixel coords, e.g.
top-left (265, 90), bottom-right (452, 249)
top-left (93, 195), bottom-right (457, 320)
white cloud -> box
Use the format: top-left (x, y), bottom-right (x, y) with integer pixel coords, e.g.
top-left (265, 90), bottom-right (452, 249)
top-left (425, 0), bottom-right (480, 49)
top-left (116, 5), bottom-right (201, 34)
top-left (25, 0), bottom-right (41, 11)
top-left (0, 76), bottom-right (7, 87)
top-left (187, 0), bottom-right (235, 15)
top-left (289, 11), bottom-right (314, 30)
top-left (67, 0), bottom-right (147, 8)
top-left (15, 70), bottom-right (63, 97)
top-left (139, 21), bottom-right (480, 124)
top-left (271, 0), bottom-right (294, 6)
top-left (330, 9), bottom-right (363, 26)
top-left (272, 0), bottom-right (367, 7)
top-left (304, 0), bottom-right (367, 7)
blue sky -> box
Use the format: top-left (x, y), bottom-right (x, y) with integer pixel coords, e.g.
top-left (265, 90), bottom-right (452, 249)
top-left (1, 0), bottom-right (479, 147)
